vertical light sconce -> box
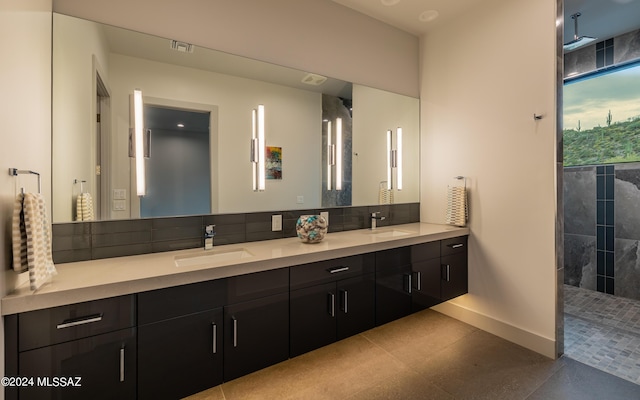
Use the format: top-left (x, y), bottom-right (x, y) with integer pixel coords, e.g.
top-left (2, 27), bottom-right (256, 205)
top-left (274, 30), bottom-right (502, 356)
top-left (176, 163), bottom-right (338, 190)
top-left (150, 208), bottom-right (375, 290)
top-left (133, 89), bottom-right (146, 196)
top-left (387, 127), bottom-right (403, 191)
top-left (251, 105), bottom-right (266, 191)
top-left (327, 118), bottom-right (342, 191)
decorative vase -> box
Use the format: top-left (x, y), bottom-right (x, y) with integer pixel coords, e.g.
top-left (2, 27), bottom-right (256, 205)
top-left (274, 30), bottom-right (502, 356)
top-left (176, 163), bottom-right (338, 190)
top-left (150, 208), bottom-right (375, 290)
top-left (296, 215), bottom-right (328, 243)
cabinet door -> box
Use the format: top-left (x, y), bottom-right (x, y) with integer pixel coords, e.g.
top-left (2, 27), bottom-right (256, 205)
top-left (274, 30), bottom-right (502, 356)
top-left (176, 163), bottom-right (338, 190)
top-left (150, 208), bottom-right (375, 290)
top-left (18, 328), bottom-right (136, 400)
top-left (441, 252), bottom-right (468, 300)
top-left (337, 273), bottom-right (375, 340)
top-left (138, 308), bottom-right (223, 400)
top-left (290, 282), bottom-right (337, 357)
top-left (412, 258), bottom-right (442, 311)
top-left (224, 292), bottom-right (289, 381)
top-left (375, 263), bottom-right (412, 325)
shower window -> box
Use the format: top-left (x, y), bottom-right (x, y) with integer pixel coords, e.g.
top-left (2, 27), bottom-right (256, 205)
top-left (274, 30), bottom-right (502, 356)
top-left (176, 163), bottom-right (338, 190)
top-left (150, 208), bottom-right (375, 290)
top-left (564, 60), bottom-right (640, 167)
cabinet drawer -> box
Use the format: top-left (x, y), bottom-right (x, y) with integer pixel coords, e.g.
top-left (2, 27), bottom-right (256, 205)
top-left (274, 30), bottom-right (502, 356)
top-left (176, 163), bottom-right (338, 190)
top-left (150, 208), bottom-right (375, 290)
top-left (18, 295), bottom-right (135, 352)
top-left (441, 236), bottom-right (468, 256)
top-left (290, 254), bottom-right (372, 290)
top-left (138, 280), bottom-right (226, 325)
top-left (410, 241), bottom-right (440, 262)
top-left (375, 247), bottom-right (411, 270)
top-left (227, 268), bottom-right (289, 304)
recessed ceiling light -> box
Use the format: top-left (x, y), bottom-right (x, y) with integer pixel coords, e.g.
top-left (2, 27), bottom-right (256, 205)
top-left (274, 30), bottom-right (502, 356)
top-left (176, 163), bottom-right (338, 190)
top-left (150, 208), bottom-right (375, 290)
top-left (419, 10), bottom-right (439, 22)
top-left (177, 123), bottom-right (185, 128)
top-left (381, 0), bottom-right (401, 6)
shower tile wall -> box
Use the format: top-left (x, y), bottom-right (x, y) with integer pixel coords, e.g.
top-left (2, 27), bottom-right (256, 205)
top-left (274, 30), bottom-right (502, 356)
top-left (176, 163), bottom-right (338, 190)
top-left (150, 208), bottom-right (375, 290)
top-left (565, 162), bottom-right (640, 301)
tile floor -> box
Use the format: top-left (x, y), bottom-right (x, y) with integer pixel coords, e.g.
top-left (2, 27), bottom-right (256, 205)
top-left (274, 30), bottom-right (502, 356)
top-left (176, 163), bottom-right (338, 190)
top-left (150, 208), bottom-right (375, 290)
top-left (564, 284), bottom-right (640, 384)
top-left (185, 308), bottom-right (640, 399)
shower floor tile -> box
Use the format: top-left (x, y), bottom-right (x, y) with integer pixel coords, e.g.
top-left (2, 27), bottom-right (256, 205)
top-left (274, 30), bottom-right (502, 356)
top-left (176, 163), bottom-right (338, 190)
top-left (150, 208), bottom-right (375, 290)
top-left (565, 284), bottom-right (640, 384)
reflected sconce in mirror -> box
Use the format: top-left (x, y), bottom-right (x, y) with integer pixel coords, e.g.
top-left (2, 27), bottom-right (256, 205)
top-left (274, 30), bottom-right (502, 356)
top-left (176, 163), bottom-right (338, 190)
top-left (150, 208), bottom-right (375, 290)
top-left (129, 89), bottom-right (148, 196)
top-left (251, 105), bottom-right (266, 191)
top-left (327, 118), bottom-right (343, 190)
top-left (386, 127), bottom-right (403, 191)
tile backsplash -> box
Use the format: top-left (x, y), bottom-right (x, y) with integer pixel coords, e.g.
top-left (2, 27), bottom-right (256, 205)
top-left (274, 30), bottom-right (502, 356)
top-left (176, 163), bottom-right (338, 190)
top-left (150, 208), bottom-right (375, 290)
top-left (52, 203), bottom-right (420, 264)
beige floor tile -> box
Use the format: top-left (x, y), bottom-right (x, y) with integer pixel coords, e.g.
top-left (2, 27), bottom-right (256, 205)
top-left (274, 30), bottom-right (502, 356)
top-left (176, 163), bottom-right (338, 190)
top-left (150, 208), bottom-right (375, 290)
top-left (183, 385), bottom-right (225, 400)
top-left (346, 369), bottom-right (455, 400)
top-left (410, 329), bottom-right (562, 399)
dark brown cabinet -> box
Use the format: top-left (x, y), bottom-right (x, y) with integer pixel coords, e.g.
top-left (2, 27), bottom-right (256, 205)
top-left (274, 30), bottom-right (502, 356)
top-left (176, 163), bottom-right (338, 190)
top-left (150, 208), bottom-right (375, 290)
top-left (375, 247), bottom-right (413, 325)
top-left (290, 254), bottom-right (375, 357)
top-left (5, 234), bottom-right (468, 399)
top-left (138, 280), bottom-right (226, 400)
top-left (13, 296), bottom-right (136, 400)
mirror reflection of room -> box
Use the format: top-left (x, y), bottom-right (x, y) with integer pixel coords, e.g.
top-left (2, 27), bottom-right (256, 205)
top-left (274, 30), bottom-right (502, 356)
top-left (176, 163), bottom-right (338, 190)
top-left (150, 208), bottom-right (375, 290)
top-left (51, 13), bottom-right (419, 223)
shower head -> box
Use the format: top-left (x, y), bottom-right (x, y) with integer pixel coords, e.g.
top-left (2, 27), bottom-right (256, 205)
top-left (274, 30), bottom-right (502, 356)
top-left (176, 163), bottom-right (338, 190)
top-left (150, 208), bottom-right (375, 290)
top-left (564, 12), bottom-right (597, 52)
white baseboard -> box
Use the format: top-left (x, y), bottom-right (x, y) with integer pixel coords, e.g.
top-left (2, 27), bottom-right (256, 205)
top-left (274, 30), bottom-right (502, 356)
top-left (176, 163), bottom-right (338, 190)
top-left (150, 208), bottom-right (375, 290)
top-left (432, 301), bottom-right (557, 359)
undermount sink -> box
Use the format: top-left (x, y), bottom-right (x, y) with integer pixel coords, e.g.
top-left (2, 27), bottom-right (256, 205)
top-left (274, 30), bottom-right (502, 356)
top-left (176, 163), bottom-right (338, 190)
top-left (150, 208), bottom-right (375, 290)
top-left (367, 229), bottom-right (411, 238)
top-left (175, 249), bottom-right (253, 267)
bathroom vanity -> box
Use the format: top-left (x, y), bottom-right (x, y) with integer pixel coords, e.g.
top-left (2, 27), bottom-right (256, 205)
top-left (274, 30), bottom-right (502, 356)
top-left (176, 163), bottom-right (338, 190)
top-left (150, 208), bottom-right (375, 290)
top-left (3, 223), bottom-right (468, 400)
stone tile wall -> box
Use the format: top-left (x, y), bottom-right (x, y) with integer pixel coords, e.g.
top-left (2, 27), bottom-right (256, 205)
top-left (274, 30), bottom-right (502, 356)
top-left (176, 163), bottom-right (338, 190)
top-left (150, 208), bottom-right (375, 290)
top-left (564, 163), bottom-right (640, 301)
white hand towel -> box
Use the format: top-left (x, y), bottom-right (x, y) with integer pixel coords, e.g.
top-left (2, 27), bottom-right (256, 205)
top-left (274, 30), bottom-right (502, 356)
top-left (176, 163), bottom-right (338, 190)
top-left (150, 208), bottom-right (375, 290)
top-left (23, 193), bottom-right (57, 290)
top-left (445, 186), bottom-right (468, 227)
top-left (11, 193), bottom-right (28, 273)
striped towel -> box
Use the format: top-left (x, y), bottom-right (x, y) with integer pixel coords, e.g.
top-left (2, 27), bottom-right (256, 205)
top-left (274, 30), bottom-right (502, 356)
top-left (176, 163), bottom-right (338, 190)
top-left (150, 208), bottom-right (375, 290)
top-left (12, 193), bottom-right (57, 290)
top-left (12, 193), bottom-right (28, 273)
top-left (76, 192), bottom-right (94, 221)
top-left (445, 186), bottom-right (468, 227)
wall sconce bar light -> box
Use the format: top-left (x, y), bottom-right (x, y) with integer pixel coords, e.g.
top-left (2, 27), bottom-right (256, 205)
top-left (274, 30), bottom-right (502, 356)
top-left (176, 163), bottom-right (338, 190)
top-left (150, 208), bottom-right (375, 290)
top-left (387, 127), bottom-right (403, 191)
top-left (327, 118), bottom-right (342, 191)
top-left (251, 105), bottom-right (266, 191)
top-left (133, 89), bottom-right (146, 196)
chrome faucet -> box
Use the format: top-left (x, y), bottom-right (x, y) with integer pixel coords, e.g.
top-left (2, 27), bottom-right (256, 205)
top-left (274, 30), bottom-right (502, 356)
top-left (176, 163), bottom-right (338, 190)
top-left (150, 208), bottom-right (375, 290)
top-left (204, 225), bottom-right (216, 250)
top-left (370, 212), bottom-right (385, 230)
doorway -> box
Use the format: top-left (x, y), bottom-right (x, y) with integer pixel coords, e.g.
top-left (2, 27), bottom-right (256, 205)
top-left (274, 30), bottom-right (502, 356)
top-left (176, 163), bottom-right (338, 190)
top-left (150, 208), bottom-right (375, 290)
top-left (140, 105), bottom-right (212, 218)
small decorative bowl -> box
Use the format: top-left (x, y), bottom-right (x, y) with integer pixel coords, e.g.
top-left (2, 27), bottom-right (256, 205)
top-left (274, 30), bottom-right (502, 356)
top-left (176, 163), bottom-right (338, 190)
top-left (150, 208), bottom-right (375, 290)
top-left (296, 215), bottom-right (328, 243)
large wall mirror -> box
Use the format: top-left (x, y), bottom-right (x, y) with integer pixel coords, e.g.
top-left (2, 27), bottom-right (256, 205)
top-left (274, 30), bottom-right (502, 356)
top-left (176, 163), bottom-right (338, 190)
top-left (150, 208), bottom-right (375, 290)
top-left (52, 13), bottom-right (419, 223)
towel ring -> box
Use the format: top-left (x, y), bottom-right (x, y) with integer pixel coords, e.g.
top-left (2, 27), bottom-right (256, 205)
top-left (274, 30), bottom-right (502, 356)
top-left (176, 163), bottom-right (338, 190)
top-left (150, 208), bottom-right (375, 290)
top-left (9, 168), bottom-right (41, 194)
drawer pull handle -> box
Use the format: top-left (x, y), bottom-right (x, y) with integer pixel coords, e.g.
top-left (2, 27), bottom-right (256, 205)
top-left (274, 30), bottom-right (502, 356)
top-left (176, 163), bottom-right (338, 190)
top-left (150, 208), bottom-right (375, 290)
top-left (56, 313), bottom-right (103, 329)
top-left (449, 243), bottom-right (464, 249)
top-left (328, 266), bottom-right (349, 274)
top-left (212, 323), bottom-right (217, 354)
top-left (120, 347), bottom-right (125, 382)
top-left (232, 317), bottom-right (238, 348)
top-left (328, 292), bottom-right (336, 317)
top-left (340, 290), bottom-right (348, 314)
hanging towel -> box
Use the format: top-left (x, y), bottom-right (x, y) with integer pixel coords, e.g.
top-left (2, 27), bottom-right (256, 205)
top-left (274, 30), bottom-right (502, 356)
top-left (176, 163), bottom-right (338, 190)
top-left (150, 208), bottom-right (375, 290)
top-left (21, 193), bottom-right (57, 290)
top-left (12, 193), bottom-right (28, 273)
top-left (445, 186), bottom-right (468, 227)
top-left (76, 192), bottom-right (95, 221)
top-left (378, 181), bottom-right (394, 205)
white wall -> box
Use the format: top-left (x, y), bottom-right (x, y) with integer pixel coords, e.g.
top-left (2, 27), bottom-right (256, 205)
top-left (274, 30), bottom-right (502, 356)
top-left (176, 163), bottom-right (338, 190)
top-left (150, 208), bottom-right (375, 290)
top-left (109, 54), bottom-right (322, 215)
top-left (0, 0), bottom-right (53, 397)
top-left (52, 0), bottom-right (419, 98)
top-left (52, 13), bottom-right (110, 222)
top-left (352, 85), bottom-right (419, 205)
top-left (421, 0), bottom-right (558, 357)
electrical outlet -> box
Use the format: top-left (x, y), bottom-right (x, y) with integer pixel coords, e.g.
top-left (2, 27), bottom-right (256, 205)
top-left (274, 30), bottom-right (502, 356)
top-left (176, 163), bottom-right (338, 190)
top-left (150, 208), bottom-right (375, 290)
top-left (272, 214), bottom-right (282, 231)
top-left (296, 195), bottom-right (304, 204)
top-left (320, 211), bottom-right (329, 225)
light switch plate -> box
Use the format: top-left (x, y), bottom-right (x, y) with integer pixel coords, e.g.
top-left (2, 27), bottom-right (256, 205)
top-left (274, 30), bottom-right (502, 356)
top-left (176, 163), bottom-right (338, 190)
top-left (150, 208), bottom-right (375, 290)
top-left (272, 214), bottom-right (282, 231)
top-left (296, 195), bottom-right (304, 204)
top-left (113, 199), bottom-right (126, 211)
top-left (113, 189), bottom-right (127, 200)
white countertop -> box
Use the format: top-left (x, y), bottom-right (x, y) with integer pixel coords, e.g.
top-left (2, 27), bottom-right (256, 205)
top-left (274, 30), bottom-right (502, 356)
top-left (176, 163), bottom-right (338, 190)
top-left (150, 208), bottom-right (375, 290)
top-left (2, 223), bottom-right (469, 315)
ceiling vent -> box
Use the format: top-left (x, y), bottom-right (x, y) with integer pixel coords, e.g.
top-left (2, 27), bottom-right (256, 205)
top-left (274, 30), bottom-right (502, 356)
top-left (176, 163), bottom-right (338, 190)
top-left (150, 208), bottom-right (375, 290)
top-left (170, 40), bottom-right (194, 53)
top-left (301, 73), bottom-right (327, 86)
